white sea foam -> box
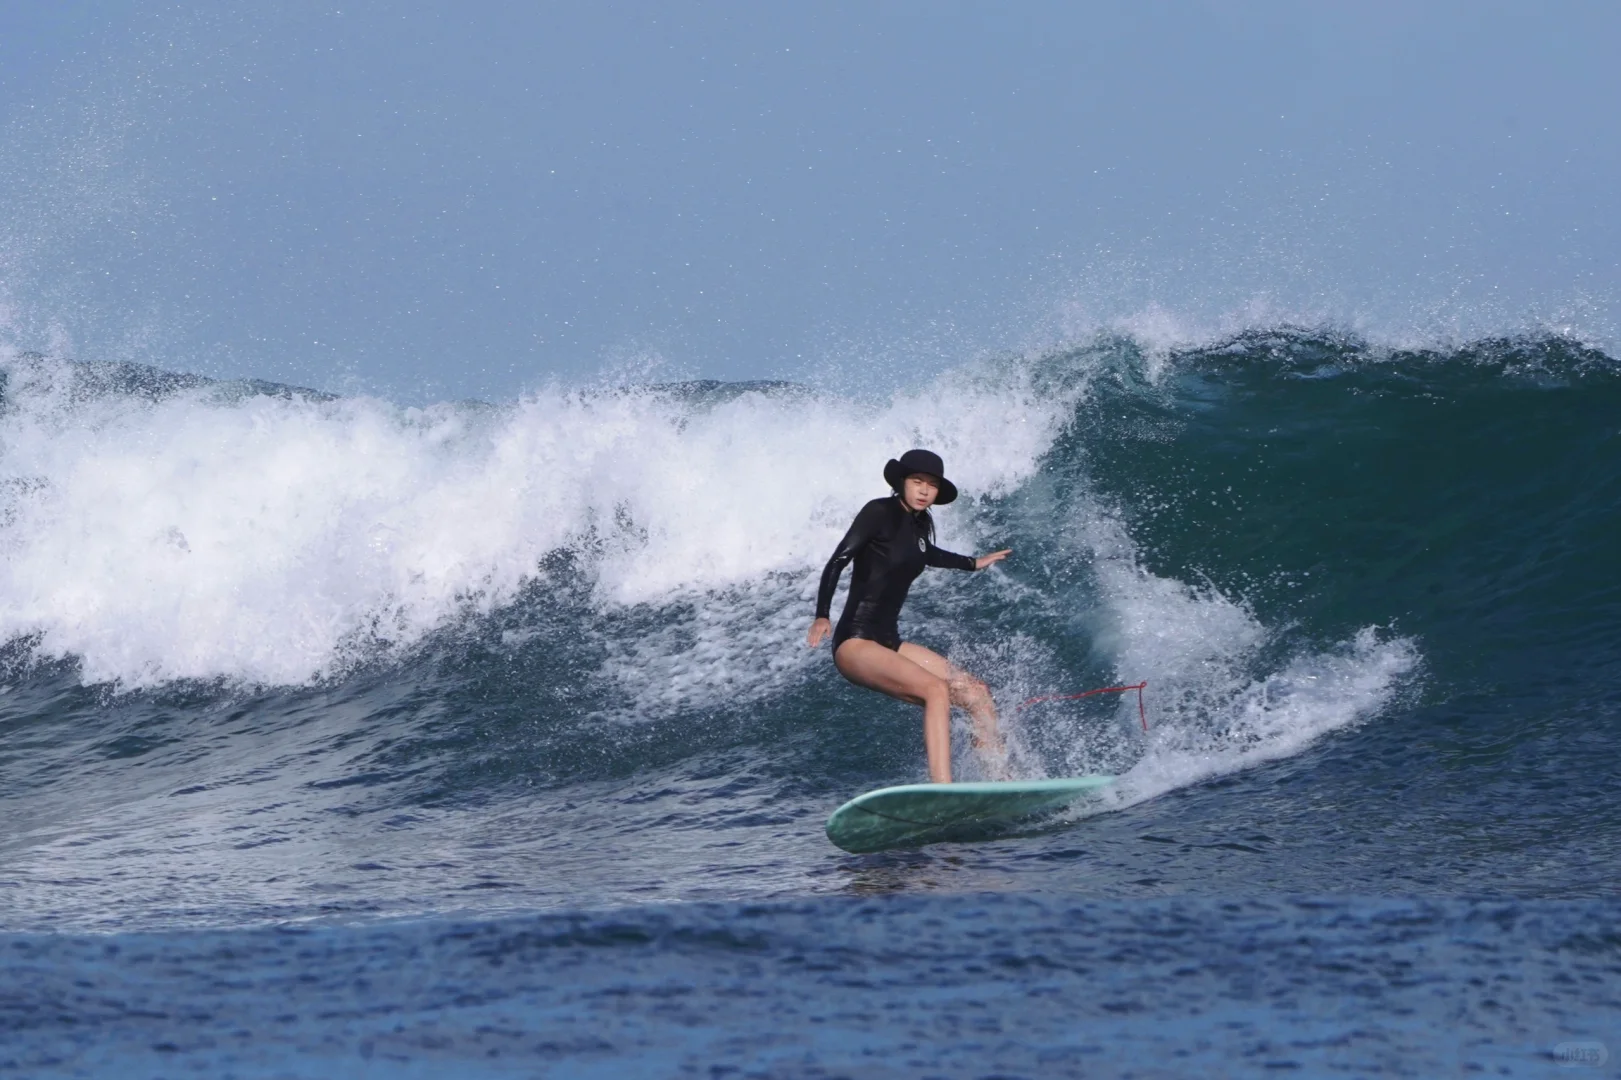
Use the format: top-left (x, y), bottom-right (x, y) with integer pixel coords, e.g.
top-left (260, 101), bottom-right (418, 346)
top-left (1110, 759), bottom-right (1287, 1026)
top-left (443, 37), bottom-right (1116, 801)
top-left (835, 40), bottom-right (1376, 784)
top-left (0, 353), bottom-right (1076, 689)
top-left (0, 344), bottom-right (1417, 801)
top-left (1049, 514), bottom-right (1418, 809)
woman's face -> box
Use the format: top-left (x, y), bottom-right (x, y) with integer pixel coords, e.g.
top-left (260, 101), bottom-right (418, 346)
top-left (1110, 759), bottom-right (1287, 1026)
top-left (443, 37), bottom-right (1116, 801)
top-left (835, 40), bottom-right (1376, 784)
top-left (902, 473), bottom-right (940, 511)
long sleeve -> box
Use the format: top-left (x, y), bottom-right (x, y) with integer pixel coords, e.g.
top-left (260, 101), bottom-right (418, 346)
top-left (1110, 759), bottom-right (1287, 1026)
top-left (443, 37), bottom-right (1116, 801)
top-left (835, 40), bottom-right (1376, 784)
top-left (815, 500), bottom-right (887, 618)
top-left (924, 540), bottom-right (978, 572)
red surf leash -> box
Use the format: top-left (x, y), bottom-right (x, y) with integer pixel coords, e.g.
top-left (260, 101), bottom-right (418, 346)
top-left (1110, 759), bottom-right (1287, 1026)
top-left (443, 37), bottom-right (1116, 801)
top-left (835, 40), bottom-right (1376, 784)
top-left (1016, 680), bottom-right (1149, 732)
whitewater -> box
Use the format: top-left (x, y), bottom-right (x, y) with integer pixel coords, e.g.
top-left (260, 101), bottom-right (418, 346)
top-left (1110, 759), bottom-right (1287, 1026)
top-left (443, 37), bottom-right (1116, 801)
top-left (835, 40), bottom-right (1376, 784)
top-left (2, 328), bottom-right (1617, 1076)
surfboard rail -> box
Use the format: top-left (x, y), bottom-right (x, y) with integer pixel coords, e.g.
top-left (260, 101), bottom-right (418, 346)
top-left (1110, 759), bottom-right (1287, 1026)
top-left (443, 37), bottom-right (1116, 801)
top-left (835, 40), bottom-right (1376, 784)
top-left (825, 776), bottom-right (1115, 853)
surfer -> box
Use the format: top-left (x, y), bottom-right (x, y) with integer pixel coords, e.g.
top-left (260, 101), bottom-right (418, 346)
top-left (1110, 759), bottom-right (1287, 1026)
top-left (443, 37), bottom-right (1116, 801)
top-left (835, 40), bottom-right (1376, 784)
top-left (807, 449), bottom-right (1011, 783)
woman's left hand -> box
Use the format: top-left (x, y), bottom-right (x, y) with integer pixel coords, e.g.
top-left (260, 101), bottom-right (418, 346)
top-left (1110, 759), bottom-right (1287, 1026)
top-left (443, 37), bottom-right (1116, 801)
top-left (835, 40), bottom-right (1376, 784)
top-left (975, 548), bottom-right (1012, 570)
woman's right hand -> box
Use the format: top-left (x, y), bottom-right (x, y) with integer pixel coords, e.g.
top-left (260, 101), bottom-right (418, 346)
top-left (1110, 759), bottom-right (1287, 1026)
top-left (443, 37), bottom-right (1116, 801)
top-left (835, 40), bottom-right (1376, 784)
top-left (807, 617), bottom-right (832, 648)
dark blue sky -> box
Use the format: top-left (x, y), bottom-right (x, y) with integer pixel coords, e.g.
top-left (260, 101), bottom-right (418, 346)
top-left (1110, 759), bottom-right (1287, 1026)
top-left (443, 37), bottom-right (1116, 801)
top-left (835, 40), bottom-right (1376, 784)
top-left (2, 1), bottom-right (1617, 400)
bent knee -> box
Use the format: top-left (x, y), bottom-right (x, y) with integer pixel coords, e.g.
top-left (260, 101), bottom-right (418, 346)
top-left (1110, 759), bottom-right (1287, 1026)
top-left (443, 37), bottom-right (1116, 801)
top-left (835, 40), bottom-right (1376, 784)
top-left (920, 676), bottom-right (952, 706)
top-left (952, 676), bottom-right (992, 706)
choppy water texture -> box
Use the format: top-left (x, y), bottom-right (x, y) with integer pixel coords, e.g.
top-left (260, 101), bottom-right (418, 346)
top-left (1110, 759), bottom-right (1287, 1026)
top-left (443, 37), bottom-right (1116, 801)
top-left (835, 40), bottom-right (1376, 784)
top-left (1, 330), bottom-right (1618, 1076)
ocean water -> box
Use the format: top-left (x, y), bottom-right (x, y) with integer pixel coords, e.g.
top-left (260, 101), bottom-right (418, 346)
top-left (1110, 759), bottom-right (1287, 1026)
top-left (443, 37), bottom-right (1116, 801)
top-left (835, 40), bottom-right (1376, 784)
top-left (1, 331), bottom-right (1617, 1077)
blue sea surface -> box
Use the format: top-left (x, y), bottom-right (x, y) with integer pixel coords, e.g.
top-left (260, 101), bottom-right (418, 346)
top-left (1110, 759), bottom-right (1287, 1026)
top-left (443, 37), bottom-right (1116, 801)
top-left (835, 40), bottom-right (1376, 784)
top-left (1, 332), bottom-right (1618, 1076)
top-left (7, 896), bottom-right (1617, 1078)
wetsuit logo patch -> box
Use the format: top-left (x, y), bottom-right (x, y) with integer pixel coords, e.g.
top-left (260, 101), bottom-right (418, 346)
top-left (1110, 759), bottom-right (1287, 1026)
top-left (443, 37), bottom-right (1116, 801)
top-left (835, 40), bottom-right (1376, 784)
top-left (918, 537), bottom-right (927, 552)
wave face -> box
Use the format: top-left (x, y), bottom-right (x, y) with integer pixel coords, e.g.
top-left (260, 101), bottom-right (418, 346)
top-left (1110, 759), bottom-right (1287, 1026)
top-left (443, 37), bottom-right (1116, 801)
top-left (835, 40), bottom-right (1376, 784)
top-left (1, 331), bottom-right (1617, 929)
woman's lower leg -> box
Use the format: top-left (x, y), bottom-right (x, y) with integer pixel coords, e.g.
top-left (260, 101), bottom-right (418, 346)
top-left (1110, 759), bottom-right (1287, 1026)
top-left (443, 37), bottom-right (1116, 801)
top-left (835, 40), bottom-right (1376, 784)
top-left (924, 687), bottom-right (952, 783)
top-left (834, 640), bottom-right (957, 782)
top-left (954, 681), bottom-right (1005, 754)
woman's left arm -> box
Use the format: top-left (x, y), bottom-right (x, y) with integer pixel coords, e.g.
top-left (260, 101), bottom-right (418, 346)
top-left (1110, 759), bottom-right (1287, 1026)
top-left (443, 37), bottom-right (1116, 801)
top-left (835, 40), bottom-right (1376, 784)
top-left (974, 549), bottom-right (1011, 570)
top-left (924, 543), bottom-right (1011, 572)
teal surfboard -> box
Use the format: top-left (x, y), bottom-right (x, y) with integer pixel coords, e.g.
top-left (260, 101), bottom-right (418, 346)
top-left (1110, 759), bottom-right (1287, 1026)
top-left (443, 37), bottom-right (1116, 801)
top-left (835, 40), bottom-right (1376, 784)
top-left (825, 776), bottom-right (1115, 853)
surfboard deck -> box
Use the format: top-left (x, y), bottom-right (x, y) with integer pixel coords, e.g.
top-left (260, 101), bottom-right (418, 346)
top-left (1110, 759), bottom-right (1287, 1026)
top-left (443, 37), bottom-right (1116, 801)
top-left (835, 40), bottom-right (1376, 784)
top-left (825, 776), bottom-right (1115, 853)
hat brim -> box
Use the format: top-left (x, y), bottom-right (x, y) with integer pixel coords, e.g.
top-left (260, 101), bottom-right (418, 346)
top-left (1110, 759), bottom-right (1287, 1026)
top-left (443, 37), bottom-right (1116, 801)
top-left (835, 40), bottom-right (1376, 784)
top-left (884, 459), bottom-right (958, 504)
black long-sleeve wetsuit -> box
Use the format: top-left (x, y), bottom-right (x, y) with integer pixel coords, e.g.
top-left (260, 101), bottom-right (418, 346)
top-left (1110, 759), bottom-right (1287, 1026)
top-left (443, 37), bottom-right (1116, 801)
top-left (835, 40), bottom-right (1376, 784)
top-left (816, 495), bottom-right (978, 652)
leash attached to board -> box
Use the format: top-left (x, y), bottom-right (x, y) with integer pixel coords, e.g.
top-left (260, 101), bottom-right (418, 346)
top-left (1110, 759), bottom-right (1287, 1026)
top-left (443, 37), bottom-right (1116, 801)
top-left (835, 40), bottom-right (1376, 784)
top-left (1016, 681), bottom-right (1149, 732)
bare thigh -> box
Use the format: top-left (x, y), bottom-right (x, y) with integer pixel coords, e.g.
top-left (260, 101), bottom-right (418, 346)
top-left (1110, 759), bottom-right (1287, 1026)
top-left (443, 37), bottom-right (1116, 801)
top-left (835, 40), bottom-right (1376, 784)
top-left (897, 642), bottom-right (983, 701)
top-left (833, 639), bottom-right (945, 705)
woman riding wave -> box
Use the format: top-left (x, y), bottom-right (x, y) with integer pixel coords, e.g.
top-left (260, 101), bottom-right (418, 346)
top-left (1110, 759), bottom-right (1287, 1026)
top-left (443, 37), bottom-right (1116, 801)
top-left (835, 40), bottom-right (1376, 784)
top-left (806, 449), bottom-right (1011, 783)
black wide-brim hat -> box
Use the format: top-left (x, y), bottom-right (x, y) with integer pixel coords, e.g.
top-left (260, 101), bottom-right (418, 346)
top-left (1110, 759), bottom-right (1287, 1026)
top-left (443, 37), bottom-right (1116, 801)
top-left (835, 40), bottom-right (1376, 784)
top-left (883, 448), bottom-right (958, 505)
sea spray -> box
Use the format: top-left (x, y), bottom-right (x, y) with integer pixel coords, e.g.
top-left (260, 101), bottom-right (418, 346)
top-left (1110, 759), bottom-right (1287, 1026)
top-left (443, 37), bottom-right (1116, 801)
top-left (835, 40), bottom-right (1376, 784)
top-left (4, 329), bottom-right (1617, 933)
top-left (0, 351), bottom-right (1079, 689)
